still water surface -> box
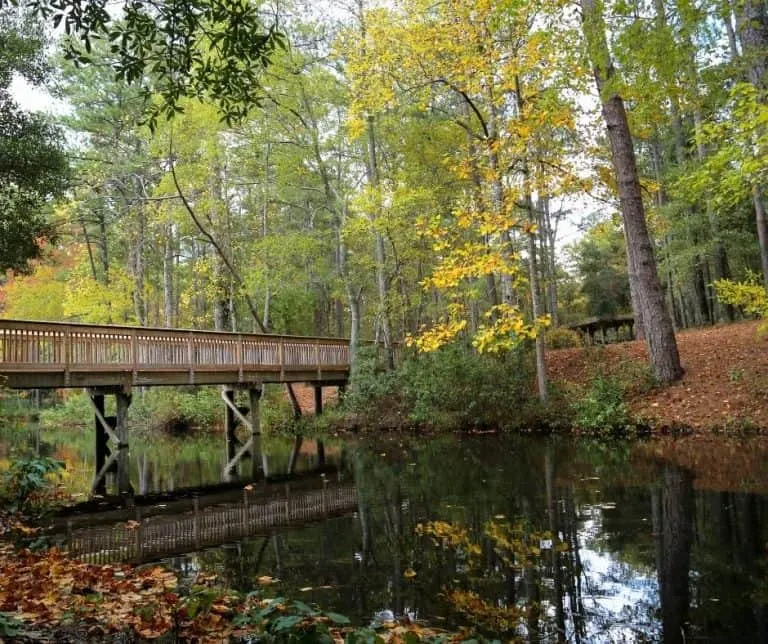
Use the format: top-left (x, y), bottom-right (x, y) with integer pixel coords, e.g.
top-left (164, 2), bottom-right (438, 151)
top-left (4, 422), bottom-right (768, 643)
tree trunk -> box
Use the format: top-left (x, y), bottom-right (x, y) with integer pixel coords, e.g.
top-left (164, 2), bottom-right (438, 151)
top-left (462, 101), bottom-right (500, 313)
top-left (542, 196), bottom-right (560, 326)
top-left (528, 230), bottom-right (548, 403)
top-left (98, 211), bottom-right (110, 285)
top-left (720, 0), bottom-right (741, 59)
top-left (163, 224), bottom-right (174, 328)
top-left (581, 0), bottom-right (682, 383)
top-left (655, 466), bottom-right (695, 644)
top-left (486, 107), bottom-right (516, 307)
top-left (365, 115), bottom-right (394, 369)
top-left (213, 257), bottom-right (230, 331)
top-left (132, 206), bottom-right (146, 325)
top-left (621, 224), bottom-right (646, 340)
top-left (667, 97), bottom-right (712, 326)
top-left (733, 1), bottom-right (768, 292)
top-left (693, 109), bottom-right (734, 322)
top-left (734, 0), bottom-right (768, 91)
top-left (754, 187), bottom-right (768, 292)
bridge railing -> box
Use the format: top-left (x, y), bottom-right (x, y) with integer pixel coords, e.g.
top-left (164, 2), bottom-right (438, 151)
top-left (0, 319), bottom-right (349, 375)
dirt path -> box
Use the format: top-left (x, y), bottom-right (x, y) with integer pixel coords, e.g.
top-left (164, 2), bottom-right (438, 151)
top-left (549, 320), bottom-right (768, 431)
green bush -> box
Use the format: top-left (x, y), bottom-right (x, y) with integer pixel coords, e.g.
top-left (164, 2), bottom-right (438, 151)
top-left (260, 384), bottom-right (299, 435)
top-left (343, 343), bottom-right (535, 430)
top-left (0, 455), bottom-right (64, 513)
top-left (0, 612), bottom-right (22, 638)
top-left (136, 387), bottom-right (222, 433)
top-left (39, 392), bottom-right (92, 430)
top-left (546, 327), bottom-right (582, 349)
top-left (571, 373), bottom-right (632, 433)
top-left (615, 359), bottom-right (657, 395)
top-left (342, 346), bottom-right (399, 417)
top-left (40, 388), bottom-right (223, 435)
top-left (399, 344), bottom-right (533, 429)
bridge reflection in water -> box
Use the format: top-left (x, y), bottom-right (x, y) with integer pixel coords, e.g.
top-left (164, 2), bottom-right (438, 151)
top-left (56, 476), bottom-right (357, 565)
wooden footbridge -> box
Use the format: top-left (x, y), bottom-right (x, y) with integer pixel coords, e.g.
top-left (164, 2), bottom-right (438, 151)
top-left (0, 319), bottom-right (351, 496)
top-left (0, 319), bottom-right (349, 389)
top-left (57, 480), bottom-right (358, 565)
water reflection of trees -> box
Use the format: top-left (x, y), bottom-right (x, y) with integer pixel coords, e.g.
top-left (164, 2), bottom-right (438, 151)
top-left (171, 437), bottom-right (768, 641)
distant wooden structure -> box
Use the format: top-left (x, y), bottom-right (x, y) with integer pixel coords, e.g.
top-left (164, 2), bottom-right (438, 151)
top-left (0, 319), bottom-right (351, 496)
top-left (567, 314), bottom-right (635, 344)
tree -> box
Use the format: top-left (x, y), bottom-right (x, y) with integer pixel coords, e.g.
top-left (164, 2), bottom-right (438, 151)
top-left (343, 0), bottom-right (583, 400)
top-left (13, 0), bottom-right (284, 128)
top-left (0, 9), bottom-right (68, 274)
top-left (580, 0), bottom-right (683, 384)
top-left (569, 219), bottom-right (631, 319)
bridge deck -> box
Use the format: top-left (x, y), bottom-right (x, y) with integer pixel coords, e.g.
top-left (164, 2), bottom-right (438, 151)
top-left (0, 319), bottom-right (350, 389)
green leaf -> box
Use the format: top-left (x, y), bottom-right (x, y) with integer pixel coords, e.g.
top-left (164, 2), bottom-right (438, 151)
top-left (326, 612), bottom-right (351, 625)
top-left (270, 614), bottom-right (304, 633)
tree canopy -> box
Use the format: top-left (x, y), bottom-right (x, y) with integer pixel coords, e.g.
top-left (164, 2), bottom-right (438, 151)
top-left (8, 0), bottom-right (284, 128)
top-left (2, 0), bottom-right (768, 388)
top-left (0, 9), bottom-right (68, 273)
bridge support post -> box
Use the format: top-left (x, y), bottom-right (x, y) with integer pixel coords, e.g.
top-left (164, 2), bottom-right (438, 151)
top-left (249, 387), bottom-right (262, 480)
top-left (223, 387), bottom-right (237, 464)
top-left (89, 387), bottom-right (133, 497)
top-left (313, 385), bottom-right (323, 415)
top-left (93, 393), bottom-right (107, 497)
top-left (116, 391), bottom-right (132, 495)
top-left (222, 385), bottom-right (263, 481)
top-left (313, 385), bottom-right (325, 468)
top-left (287, 436), bottom-right (303, 475)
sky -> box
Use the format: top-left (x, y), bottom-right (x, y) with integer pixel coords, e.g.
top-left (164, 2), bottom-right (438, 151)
top-left (11, 75), bottom-right (51, 112)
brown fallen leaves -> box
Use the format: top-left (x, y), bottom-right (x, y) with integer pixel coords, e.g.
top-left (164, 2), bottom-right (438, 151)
top-left (549, 320), bottom-right (768, 432)
top-left (0, 543), bottom-right (244, 641)
top-left (0, 544), bottom-right (465, 643)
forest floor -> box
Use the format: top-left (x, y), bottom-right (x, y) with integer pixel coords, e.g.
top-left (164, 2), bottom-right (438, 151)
top-left (548, 319), bottom-right (768, 432)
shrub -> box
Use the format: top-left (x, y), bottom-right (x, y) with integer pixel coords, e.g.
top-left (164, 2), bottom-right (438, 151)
top-left (341, 346), bottom-right (399, 418)
top-left (714, 273), bottom-right (768, 319)
top-left (546, 327), bottom-right (582, 349)
top-left (138, 387), bottom-right (221, 433)
top-left (39, 391), bottom-right (92, 430)
top-left (0, 455), bottom-right (64, 513)
top-left (571, 373), bottom-right (632, 434)
top-left (0, 612), bottom-right (22, 638)
top-left (260, 384), bottom-right (298, 435)
top-left (398, 344), bottom-right (533, 429)
top-left (40, 388), bottom-right (223, 435)
top-left (615, 359), bottom-right (657, 395)
top-left (342, 343), bottom-right (535, 431)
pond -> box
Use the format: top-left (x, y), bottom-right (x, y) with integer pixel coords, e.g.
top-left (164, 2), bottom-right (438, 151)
top-left (3, 417), bottom-right (768, 643)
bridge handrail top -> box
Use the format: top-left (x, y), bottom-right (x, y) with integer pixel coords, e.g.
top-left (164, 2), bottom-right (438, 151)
top-left (0, 318), bottom-right (350, 344)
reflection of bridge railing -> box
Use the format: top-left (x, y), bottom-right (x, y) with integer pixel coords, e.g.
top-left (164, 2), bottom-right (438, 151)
top-left (0, 319), bottom-right (350, 388)
top-left (63, 483), bottom-right (358, 564)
